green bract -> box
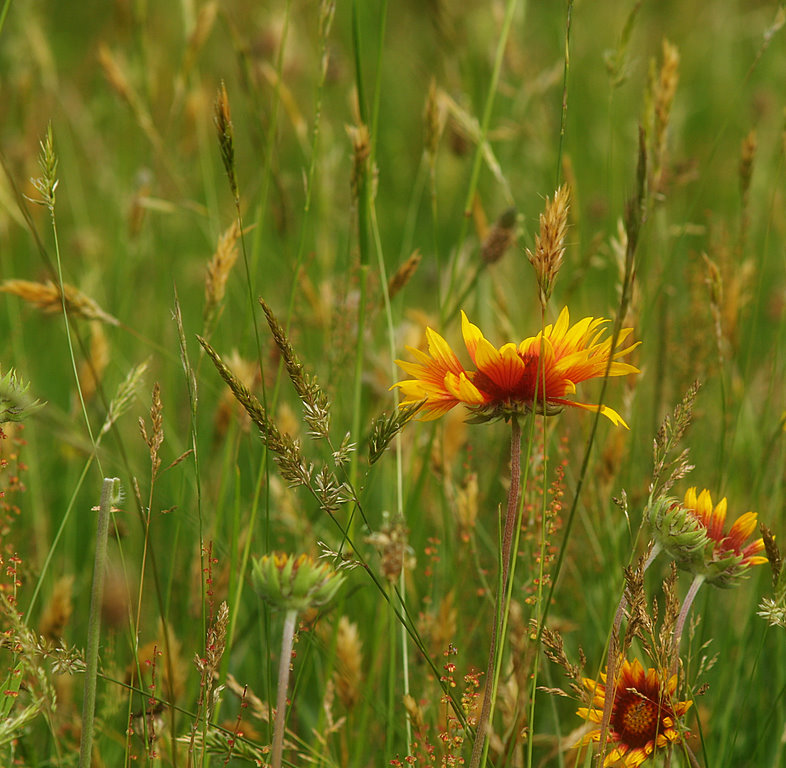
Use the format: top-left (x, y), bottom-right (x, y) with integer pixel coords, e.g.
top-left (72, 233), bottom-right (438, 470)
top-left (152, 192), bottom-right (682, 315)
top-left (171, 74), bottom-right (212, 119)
top-left (251, 553), bottom-right (345, 612)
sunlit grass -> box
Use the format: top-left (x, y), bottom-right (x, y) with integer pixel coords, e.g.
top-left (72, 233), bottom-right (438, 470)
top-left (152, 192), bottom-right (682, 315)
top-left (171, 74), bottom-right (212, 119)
top-left (1, 1), bottom-right (785, 766)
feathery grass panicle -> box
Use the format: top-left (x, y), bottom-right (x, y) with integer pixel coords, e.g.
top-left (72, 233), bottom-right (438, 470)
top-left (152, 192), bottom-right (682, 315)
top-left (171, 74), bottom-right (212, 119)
top-left (540, 625), bottom-right (585, 699)
top-left (650, 381), bottom-right (700, 498)
top-left (138, 382), bottom-right (164, 480)
top-left (197, 335), bottom-right (311, 486)
top-left (758, 524), bottom-right (786, 628)
top-left (259, 297), bottom-right (331, 440)
top-left (203, 220), bottom-right (241, 336)
top-left (334, 615), bottom-right (363, 710)
top-left (99, 359), bottom-right (149, 437)
top-left (27, 122), bottom-right (58, 211)
top-left (526, 186), bottom-right (570, 307)
top-left (650, 39), bottom-right (680, 197)
top-left (214, 81), bottom-right (238, 202)
top-left (368, 399), bottom-right (425, 465)
top-left (0, 279), bottom-right (120, 325)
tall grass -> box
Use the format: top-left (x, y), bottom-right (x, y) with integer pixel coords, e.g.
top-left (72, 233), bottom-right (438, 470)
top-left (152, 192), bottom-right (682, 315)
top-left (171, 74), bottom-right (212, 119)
top-left (1, 1), bottom-right (785, 766)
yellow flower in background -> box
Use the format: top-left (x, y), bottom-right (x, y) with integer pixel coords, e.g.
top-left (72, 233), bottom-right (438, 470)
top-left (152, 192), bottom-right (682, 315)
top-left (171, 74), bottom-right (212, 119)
top-left (577, 658), bottom-right (692, 767)
top-left (681, 487), bottom-right (767, 587)
top-left (394, 307), bottom-right (639, 426)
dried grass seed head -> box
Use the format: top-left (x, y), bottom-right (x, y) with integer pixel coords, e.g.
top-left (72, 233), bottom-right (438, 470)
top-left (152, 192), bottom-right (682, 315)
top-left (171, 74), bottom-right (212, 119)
top-left (526, 185), bottom-right (570, 306)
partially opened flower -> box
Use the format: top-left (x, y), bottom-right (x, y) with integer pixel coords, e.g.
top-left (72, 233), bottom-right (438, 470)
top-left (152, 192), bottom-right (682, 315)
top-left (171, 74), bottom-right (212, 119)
top-left (680, 487), bottom-right (767, 588)
top-left (251, 552), bottom-right (345, 612)
top-left (577, 657), bottom-right (692, 767)
top-left (394, 307), bottom-right (639, 426)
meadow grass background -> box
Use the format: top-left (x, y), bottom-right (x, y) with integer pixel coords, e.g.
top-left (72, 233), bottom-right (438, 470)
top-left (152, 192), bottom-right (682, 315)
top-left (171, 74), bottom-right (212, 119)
top-left (1, 0), bottom-right (785, 765)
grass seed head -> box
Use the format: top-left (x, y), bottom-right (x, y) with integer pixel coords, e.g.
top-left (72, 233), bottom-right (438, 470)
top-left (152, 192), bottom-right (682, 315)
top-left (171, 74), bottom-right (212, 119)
top-left (526, 185), bottom-right (570, 307)
top-left (0, 279), bottom-right (119, 325)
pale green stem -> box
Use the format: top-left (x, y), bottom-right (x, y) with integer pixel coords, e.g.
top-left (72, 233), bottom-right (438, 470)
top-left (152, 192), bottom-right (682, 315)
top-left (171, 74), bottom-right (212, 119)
top-left (469, 416), bottom-right (522, 768)
top-left (272, 609), bottom-right (299, 768)
top-left (79, 477), bottom-right (118, 768)
top-left (672, 573), bottom-right (706, 675)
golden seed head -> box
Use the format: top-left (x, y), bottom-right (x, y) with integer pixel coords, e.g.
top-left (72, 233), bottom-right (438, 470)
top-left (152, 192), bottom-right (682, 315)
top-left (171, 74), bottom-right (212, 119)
top-left (526, 185), bottom-right (570, 306)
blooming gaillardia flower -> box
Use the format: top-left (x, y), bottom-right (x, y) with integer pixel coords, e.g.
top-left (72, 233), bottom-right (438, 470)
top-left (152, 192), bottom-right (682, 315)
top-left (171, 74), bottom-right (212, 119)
top-left (577, 658), bottom-right (692, 766)
top-left (394, 307), bottom-right (639, 426)
top-left (679, 487), bottom-right (767, 587)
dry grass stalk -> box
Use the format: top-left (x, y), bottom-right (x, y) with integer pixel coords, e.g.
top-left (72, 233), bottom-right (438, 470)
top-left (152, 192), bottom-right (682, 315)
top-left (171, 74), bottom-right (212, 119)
top-left (651, 39), bottom-right (680, 195)
top-left (138, 382), bottom-right (164, 479)
top-left (334, 615), bottom-right (363, 710)
top-left (259, 297), bottom-right (331, 440)
top-left (0, 279), bottom-right (119, 325)
top-left (214, 81), bottom-right (238, 201)
top-left (526, 185), bottom-right (570, 307)
top-left (386, 250), bottom-right (422, 303)
top-left (203, 220), bottom-right (241, 333)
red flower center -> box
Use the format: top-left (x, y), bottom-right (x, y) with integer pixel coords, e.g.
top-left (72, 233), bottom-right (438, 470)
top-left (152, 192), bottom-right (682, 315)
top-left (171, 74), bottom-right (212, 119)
top-left (470, 352), bottom-right (540, 403)
top-left (612, 687), bottom-right (671, 748)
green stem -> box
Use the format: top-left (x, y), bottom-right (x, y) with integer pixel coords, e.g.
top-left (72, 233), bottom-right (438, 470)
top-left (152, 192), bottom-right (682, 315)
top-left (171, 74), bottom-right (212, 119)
top-left (79, 477), bottom-right (118, 768)
top-left (272, 609), bottom-right (299, 768)
top-left (469, 416), bottom-right (522, 768)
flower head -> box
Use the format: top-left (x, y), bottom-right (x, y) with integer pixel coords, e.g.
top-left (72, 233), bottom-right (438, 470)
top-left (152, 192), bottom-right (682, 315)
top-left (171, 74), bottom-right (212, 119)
top-left (577, 658), bottom-right (692, 766)
top-left (251, 553), bottom-right (345, 612)
top-left (679, 487), bottom-right (767, 588)
top-left (393, 307), bottom-right (639, 426)
top-left (646, 495), bottom-right (711, 568)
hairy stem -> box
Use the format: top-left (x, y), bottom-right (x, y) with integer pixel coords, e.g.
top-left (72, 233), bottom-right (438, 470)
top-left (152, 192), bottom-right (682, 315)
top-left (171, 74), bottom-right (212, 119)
top-left (272, 609), bottom-right (298, 768)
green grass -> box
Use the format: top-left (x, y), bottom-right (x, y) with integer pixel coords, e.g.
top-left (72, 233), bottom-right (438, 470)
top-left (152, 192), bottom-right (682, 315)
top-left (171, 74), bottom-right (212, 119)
top-left (1, 1), bottom-right (785, 766)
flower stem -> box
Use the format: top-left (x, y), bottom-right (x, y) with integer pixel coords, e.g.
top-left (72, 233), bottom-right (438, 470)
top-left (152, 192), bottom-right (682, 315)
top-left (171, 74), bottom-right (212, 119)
top-left (672, 573), bottom-right (705, 675)
top-left (469, 416), bottom-right (522, 768)
top-left (599, 542), bottom-right (661, 755)
top-left (272, 609), bottom-right (298, 768)
top-left (79, 477), bottom-right (118, 768)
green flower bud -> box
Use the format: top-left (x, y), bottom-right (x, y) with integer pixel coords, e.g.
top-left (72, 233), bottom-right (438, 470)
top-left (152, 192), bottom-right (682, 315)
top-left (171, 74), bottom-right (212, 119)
top-left (645, 496), bottom-right (710, 567)
top-left (251, 552), bottom-right (345, 612)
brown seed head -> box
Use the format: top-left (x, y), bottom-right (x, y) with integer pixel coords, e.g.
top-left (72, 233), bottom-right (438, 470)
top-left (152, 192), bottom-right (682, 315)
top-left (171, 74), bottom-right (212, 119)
top-left (386, 250), bottom-right (422, 303)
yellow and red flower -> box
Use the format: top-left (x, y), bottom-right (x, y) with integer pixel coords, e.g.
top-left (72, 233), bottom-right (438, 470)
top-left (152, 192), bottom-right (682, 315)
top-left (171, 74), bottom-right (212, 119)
top-left (393, 307), bottom-right (639, 426)
top-left (577, 658), bottom-right (692, 767)
top-left (680, 487), bottom-right (767, 587)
